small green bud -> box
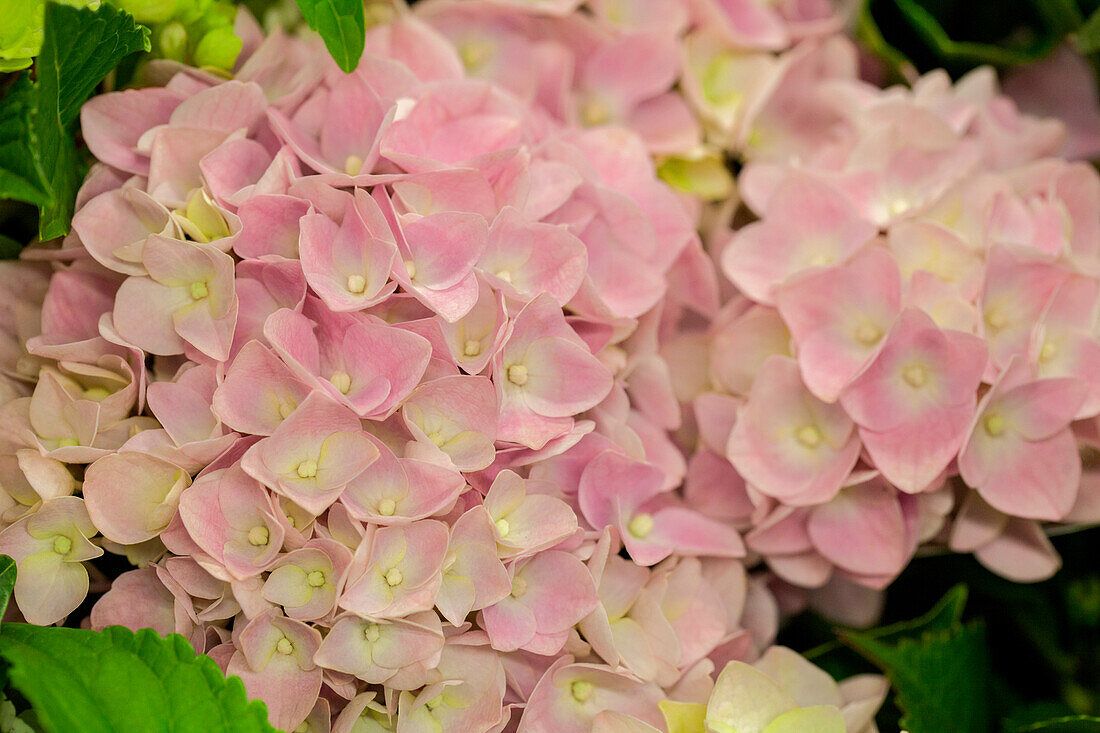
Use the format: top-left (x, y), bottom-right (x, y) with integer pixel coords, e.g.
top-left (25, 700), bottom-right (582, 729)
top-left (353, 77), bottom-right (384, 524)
top-left (113, 0), bottom-right (179, 25)
top-left (192, 24), bottom-right (241, 71)
top-left (157, 21), bottom-right (187, 63)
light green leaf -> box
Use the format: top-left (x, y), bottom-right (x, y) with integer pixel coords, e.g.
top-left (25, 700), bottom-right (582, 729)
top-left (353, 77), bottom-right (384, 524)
top-left (0, 624), bottom-right (277, 733)
top-left (295, 0), bottom-right (365, 73)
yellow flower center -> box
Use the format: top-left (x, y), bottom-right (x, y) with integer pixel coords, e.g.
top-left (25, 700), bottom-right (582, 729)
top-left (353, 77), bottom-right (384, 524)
top-left (190, 281), bottom-right (209, 300)
top-left (570, 680), bottom-right (594, 703)
top-left (276, 637), bottom-right (294, 655)
top-left (57, 437), bottom-right (79, 448)
top-left (296, 460), bottom-right (318, 479)
top-left (278, 402), bottom-right (296, 420)
top-left (53, 535), bottom-right (72, 555)
top-left (346, 275), bottom-right (367, 294)
top-left (385, 567), bottom-right (404, 586)
top-left (627, 513), bottom-right (654, 538)
top-left (510, 576), bottom-right (528, 598)
top-left (344, 155), bottom-right (365, 176)
top-left (404, 260), bottom-right (417, 280)
top-left (463, 340), bottom-right (482, 357)
top-left (378, 498), bottom-right (397, 516)
top-left (854, 321), bottom-right (882, 346)
top-left (796, 425), bottom-right (822, 448)
top-left (494, 518), bottom-right (510, 538)
top-left (330, 371), bottom-right (352, 394)
top-left (1039, 341), bottom-right (1058, 362)
top-left (494, 269), bottom-right (512, 283)
top-left (507, 364), bottom-right (529, 386)
top-left (364, 624), bottom-right (381, 643)
top-left (247, 526), bottom-right (270, 546)
top-left (307, 570), bottom-right (326, 587)
top-left (985, 308), bottom-right (1009, 331)
top-left (984, 413), bottom-right (1006, 437)
top-left (580, 97), bottom-right (612, 126)
top-left (902, 364), bottom-right (927, 388)
top-left (459, 40), bottom-right (493, 72)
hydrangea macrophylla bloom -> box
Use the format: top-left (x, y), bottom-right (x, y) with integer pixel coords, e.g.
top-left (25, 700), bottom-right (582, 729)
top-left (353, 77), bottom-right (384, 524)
top-left (71, 187), bottom-right (178, 276)
top-left (775, 247), bottom-right (902, 402)
top-left (402, 375), bottom-right (498, 471)
top-left (481, 549), bottom-right (598, 653)
top-left (264, 305), bottom-right (432, 418)
top-left (314, 610), bottom-right (445, 688)
top-left (298, 190), bottom-right (399, 311)
top-left (435, 276), bottom-right (508, 375)
top-left (178, 465), bottom-right (285, 580)
top-left (261, 538), bottom-right (352, 621)
top-left (268, 73), bottom-right (391, 180)
top-left (727, 356), bottom-right (861, 505)
top-left (0, 496), bottom-right (102, 625)
top-left (112, 236), bottom-right (238, 361)
top-left (340, 520), bottom-right (449, 618)
top-left (704, 647), bottom-right (887, 733)
top-left (212, 340), bottom-right (313, 436)
top-left (958, 360), bottom-right (1087, 521)
top-left (432, 506), bottom-right (510, 626)
top-left (578, 450), bottom-right (745, 565)
top-left (579, 552), bottom-right (680, 683)
top-left (721, 174), bottom-right (877, 305)
top-left (478, 209), bottom-right (587, 306)
top-left (8, 0), bottom-right (1100, 727)
top-left (83, 452), bottom-right (190, 545)
top-left (338, 434), bottom-right (465, 525)
top-left (482, 469), bottom-right (577, 558)
top-left (520, 658), bottom-right (666, 733)
top-left (494, 294), bottom-right (614, 449)
top-left (396, 643), bottom-right (508, 733)
top-left (226, 610), bottom-right (324, 731)
top-left (1030, 276), bottom-right (1100, 418)
top-left (839, 308), bottom-right (988, 492)
top-left (241, 391), bottom-right (379, 515)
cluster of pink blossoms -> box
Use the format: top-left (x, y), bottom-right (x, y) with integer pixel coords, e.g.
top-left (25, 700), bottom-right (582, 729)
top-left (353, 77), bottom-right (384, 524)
top-left (0, 0), bottom-right (1096, 729)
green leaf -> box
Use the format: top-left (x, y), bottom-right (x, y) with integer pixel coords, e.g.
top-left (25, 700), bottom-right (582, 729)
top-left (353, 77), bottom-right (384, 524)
top-left (843, 621), bottom-right (990, 733)
top-left (0, 556), bottom-right (15, 621)
top-left (295, 0), bottom-right (365, 73)
top-left (37, 2), bottom-right (151, 129)
top-left (0, 77), bottom-right (50, 210)
top-left (0, 624), bottom-right (277, 733)
top-left (805, 583), bottom-right (968, 665)
top-left (1011, 717), bottom-right (1100, 732)
top-left (1078, 7), bottom-right (1100, 55)
top-left (0, 2), bottom-right (150, 241)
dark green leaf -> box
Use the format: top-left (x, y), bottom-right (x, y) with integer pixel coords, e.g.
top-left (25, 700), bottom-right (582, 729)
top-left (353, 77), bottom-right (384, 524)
top-left (844, 621), bottom-right (991, 733)
top-left (295, 0), bottom-right (365, 73)
top-left (1078, 6), bottom-right (1100, 55)
top-left (0, 76), bottom-right (50, 210)
top-left (37, 2), bottom-right (150, 129)
top-left (805, 583), bottom-right (968, 665)
top-left (1011, 717), bottom-right (1100, 732)
top-left (27, 2), bottom-right (149, 240)
top-left (0, 624), bottom-right (276, 733)
top-left (0, 555), bottom-right (16, 621)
